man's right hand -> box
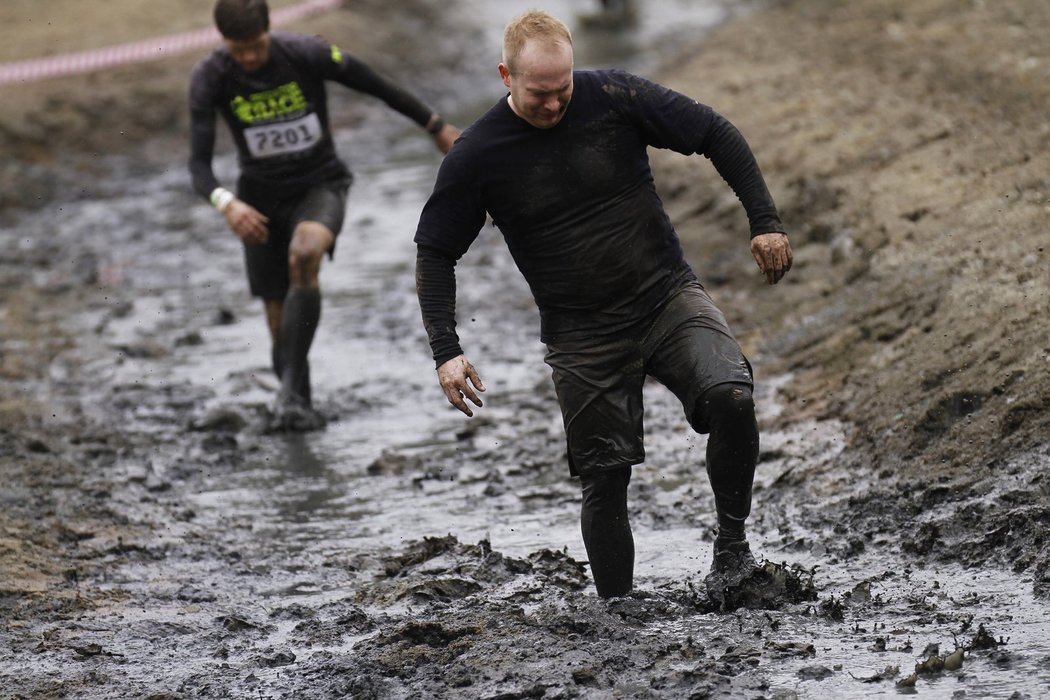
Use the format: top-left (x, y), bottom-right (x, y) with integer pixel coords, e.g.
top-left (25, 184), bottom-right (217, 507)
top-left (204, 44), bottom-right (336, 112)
top-left (437, 354), bottom-right (486, 417)
top-left (224, 199), bottom-right (270, 245)
top-left (750, 232), bottom-right (793, 285)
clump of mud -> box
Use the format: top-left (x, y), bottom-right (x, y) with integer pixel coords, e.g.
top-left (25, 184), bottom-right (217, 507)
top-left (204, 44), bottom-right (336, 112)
top-left (259, 535), bottom-right (827, 699)
top-left (701, 560), bottom-right (818, 613)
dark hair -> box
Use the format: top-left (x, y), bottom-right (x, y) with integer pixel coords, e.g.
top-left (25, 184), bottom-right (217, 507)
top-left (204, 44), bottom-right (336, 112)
top-left (214, 0), bottom-right (270, 40)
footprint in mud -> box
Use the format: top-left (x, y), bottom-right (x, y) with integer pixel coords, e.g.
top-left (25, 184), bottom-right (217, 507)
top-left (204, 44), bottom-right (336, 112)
top-left (358, 535), bottom-right (590, 607)
top-left (602, 589), bottom-right (688, 625)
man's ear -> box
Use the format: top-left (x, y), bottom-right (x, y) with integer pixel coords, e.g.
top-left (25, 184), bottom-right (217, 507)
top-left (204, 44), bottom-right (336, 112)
top-left (498, 63), bottom-right (511, 87)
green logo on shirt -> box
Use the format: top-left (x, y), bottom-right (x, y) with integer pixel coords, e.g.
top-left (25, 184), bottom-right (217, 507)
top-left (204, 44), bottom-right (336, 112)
top-left (230, 82), bottom-right (308, 124)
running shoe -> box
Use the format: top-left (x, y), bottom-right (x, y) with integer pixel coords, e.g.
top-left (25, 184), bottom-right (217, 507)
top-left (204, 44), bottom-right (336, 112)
top-left (705, 540), bottom-right (759, 591)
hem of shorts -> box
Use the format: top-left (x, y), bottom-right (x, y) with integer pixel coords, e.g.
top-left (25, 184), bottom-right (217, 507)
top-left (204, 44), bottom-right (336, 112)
top-left (254, 290), bottom-right (288, 301)
top-left (569, 457), bottom-right (643, 479)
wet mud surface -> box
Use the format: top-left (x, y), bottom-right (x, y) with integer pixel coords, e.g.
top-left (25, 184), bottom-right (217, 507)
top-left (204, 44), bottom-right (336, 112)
top-left (2, 0), bottom-right (1050, 698)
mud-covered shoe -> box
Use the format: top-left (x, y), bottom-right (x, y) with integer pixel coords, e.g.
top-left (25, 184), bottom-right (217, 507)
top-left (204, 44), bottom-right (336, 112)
top-left (268, 393), bottom-right (326, 432)
top-left (704, 540), bottom-right (759, 593)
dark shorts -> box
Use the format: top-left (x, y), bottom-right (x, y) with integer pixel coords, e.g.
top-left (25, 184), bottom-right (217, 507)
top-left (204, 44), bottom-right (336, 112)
top-left (544, 282), bottom-right (753, 477)
top-left (241, 177), bottom-right (351, 300)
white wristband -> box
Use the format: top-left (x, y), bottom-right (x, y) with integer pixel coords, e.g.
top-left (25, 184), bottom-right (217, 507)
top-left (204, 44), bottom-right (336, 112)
top-left (209, 187), bottom-right (235, 213)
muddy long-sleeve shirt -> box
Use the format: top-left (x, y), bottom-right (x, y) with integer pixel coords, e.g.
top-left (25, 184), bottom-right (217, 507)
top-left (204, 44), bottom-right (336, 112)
top-left (414, 69), bottom-right (786, 366)
top-left (188, 31), bottom-right (435, 203)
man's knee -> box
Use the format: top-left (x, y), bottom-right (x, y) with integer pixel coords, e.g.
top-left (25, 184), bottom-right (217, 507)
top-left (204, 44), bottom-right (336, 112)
top-left (694, 383), bottom-right (755, 433)
top-left (288, 222), bottom-right (333, 284)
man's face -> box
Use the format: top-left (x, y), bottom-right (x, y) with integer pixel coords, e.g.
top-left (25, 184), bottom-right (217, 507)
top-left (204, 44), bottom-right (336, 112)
top-left (224, 32), bottom-right (271, 73)
top-left (499, 39), bottom-right (574, 129)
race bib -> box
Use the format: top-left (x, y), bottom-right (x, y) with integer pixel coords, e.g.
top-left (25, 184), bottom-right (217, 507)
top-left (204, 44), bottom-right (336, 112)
top-left (244, 113), bottom-right (322, 158)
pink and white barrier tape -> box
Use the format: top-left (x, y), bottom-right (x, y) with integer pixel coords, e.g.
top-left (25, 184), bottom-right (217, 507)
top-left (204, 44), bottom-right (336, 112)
top-left (0, 0), bottom-right (343, 85)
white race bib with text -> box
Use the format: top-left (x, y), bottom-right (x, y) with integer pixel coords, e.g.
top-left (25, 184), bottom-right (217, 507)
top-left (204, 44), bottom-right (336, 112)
top-left (244, 113), bottom-right (322, 158)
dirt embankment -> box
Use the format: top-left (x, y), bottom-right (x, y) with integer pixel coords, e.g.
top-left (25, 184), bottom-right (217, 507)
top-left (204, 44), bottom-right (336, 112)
top-left (1, 0), bottom-right (1047, 606)
top-left (667, 0), bottom-right (1050, 465)
top-left (652, 0), bottom-right (1050, 587)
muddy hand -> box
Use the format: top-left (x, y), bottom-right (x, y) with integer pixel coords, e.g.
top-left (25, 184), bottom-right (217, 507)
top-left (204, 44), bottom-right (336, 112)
top-left (437, 354), bottom-right (486, 417)
top-left (750, 232), bottom-right (793, 285)
top-left (224, 199), bottom-right (270, 245)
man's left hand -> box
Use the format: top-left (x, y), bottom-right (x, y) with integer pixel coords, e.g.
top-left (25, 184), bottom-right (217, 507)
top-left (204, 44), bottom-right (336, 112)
top-left (433, 123), bottom-right (461, 155)
top-left (750, 232), bottom-right (793, 285)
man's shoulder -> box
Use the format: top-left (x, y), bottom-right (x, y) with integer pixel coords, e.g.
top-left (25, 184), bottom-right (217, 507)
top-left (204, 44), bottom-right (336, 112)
top-left (582, 67), bottom-right (657, 88)
top-left (572, 68), bottom-right (645, 100)
top-left (432, 104), bottom-right (509, 177)
top-left (269, 31), bottom-right (318, 46)
top-left (269, 31), bottom-right (332, 58)
top-left (575, 67), bottom-right (623, 77)
top-left (192, 47), bottom-right (226, 75)
top-left (457, 99), bottom-right (511, 140)
top-left (574, 67), bottom-right (637, 84)
top-left (189, 49), bottom-right (229, 96)
top-left (579, 69), bottom-right (678, 109)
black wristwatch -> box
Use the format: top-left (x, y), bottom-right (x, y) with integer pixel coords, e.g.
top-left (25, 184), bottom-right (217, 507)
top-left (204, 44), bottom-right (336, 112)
top-left (427, 117), bottom-right (446, 135)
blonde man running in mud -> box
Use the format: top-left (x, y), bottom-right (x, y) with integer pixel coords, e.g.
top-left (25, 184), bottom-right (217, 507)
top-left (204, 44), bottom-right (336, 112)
top-left (189, 0), bottom-right (458, 430)
top-left (414, 10), bottom-right (792, 599)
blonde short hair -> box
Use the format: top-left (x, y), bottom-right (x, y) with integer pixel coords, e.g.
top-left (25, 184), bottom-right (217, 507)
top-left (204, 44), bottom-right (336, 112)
top-left (502, 10), bottom-right (573, 74)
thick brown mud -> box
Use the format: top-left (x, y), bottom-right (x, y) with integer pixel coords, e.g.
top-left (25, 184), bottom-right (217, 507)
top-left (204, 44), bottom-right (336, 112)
top-left (2, 0), bottom-right (1049, 698)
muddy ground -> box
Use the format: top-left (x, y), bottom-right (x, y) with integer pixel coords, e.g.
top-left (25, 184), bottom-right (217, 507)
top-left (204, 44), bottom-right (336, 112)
top-left (1, 0), bottom-right (1049, 698)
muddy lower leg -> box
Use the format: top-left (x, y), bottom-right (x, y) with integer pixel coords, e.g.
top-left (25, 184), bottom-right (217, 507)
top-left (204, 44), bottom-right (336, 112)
top-left (271, 342), bottom-right (311, 405)
top-left (700, 383), bottom-right (759, 549)
top-left (268, 221), bottom-right (332, 407)
top-left (579, 465), bottom-right (634, 598)
top-left (276, 287), bottom-right (321, 406)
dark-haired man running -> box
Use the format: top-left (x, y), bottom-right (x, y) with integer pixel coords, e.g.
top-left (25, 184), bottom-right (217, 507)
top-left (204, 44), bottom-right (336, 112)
top-left (189, 0), bottom-right (458, 429)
